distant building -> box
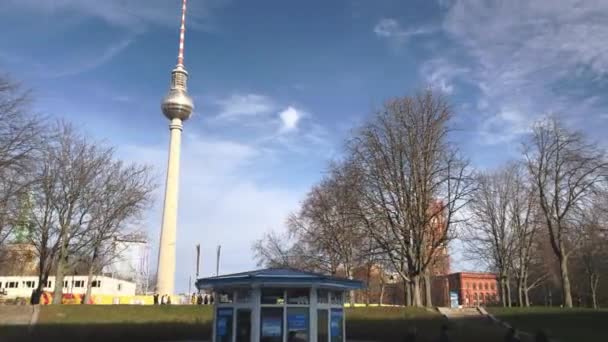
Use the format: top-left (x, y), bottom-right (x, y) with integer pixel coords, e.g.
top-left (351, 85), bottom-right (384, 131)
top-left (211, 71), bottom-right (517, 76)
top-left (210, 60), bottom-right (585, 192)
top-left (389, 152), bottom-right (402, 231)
top-left (432, 272), bottom-right (499, 307)
top-left (0, 275), bottom-right (136, 299)
top-left (0, 243), bottom-right (38, 276)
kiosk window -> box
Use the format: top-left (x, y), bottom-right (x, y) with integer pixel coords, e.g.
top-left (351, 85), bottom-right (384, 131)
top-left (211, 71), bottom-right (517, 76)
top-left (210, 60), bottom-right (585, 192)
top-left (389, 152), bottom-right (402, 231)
top-left (287, 288), bottom-right (309, 305)
top-left (287, 307), bottom-right (309, 342)
top-left (261, 289), bottom-right (284, 305)
top-left (317, 309), bottom-right (328, 342)
top-left (260, 307), bottom-right (283, 342)
top-left (236, 288), bottom-right (252, 303)
top-left (218, 290), bottom-right (234, 304)
top-left (216, 308), bottom-right (233, 342)
top-left (330, 309), bottom-right (344, 342)
top-left (236, 309), bottom-right (251, 342)
top-left (317, 289), bottom-right (329, 304)
top-left (330, 291), bottom-right (343, 305)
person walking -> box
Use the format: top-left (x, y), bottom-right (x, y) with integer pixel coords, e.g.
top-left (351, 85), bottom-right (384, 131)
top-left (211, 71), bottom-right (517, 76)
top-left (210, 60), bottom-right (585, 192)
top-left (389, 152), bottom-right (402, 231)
top-left (153, 293), bottom-right (159, 305)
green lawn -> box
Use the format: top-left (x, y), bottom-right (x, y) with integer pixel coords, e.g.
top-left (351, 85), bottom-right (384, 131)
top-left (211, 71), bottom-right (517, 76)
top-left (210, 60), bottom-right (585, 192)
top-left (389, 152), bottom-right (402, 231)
top-left (0, 305), bottom-right (514, 342)
top-left (488, 307), bottom-right (608, 342)
top-left (346, 306), bottom-right (511, 342)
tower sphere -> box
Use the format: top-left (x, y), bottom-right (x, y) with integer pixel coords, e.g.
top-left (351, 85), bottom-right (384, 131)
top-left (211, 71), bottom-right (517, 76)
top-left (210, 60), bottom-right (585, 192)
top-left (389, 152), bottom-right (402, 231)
top-left (161, 67), bottom-right (194, 121)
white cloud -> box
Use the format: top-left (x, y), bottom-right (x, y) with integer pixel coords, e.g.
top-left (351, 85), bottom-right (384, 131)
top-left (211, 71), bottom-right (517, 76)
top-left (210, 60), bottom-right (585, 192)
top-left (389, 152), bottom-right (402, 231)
top-left (216, 94), bottom-right (275, 119)
top-left (441, 0), bottom-right (608, 144)
top-left (420, 58), bottom-right (469, 95)
top-left (279, 106), bottom-right (301, 133)
top-left (374, 18), bottom-right (436, 45)
top-left (119, 133), bottom-right (304, 291)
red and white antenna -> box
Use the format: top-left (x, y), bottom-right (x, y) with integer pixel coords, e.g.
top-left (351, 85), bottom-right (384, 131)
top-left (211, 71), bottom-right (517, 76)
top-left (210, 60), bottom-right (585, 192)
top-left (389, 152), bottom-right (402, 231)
top-left (177, 0), bottom-right (188, 67)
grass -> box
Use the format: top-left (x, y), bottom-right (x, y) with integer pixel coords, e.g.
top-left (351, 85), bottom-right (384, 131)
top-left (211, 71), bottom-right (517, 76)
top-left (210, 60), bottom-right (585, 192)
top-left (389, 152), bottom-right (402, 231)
top-left (0, 305), bottom-right (518, 342)
top-left (2, 305), bottom-right (213, 342)
top-left (487, 306), bottom-right (608, 342)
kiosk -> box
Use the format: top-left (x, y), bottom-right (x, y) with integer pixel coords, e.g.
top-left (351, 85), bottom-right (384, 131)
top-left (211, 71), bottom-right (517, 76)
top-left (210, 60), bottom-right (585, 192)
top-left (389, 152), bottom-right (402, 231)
top-left (196, 268), bottom-right (363, 342)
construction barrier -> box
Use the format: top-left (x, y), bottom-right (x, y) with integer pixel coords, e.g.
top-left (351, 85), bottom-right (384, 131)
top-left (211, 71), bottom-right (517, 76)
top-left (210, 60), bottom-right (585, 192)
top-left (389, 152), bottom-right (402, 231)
top-left (39, 292), bottom-right (188, 305)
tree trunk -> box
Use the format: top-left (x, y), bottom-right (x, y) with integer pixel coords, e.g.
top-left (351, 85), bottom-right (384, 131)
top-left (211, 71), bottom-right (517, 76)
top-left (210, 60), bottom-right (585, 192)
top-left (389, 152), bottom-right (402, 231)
top-left (52, 239), bottom-right (69, 304)
top-left (500, 277), bottom-right (507, 307)
top-left (347, 269), bottom-right (355, 307)
top-left (404, 278), bottom-right (411, 306)
top-left (505, 276), bottom-right (512, 307)
top-left (424, 271), bottom-right (432, 308)
top-left (517, 276), bottom-right (524, 307)
top-left (590, 273), bottom-right (599, 309)
top-left (83, 246), bottom-right (99, 304)
top-left (559, 255), bottom-right (573, 308)
top-left (379, 282), bottom-right (385, 306)
top-left (524, 288), bottom-right (530, 307)
top-left (411, 275), bottom-right (422, 307)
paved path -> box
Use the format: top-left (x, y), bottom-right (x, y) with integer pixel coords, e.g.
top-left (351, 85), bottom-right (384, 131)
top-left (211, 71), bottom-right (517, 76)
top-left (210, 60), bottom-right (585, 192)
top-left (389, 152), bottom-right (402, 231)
top-left (0, 305), bottom-right (35, 325)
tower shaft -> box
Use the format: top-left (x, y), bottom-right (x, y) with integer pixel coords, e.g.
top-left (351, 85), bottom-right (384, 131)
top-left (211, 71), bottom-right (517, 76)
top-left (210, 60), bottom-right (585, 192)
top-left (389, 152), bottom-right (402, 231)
top-left (156, 118), bottom-right (184, 295)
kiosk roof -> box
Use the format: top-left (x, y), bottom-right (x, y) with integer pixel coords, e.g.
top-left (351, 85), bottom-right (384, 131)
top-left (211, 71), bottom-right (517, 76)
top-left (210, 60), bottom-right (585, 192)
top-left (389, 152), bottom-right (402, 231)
top-left (196, 268), bottom-right (363, 290)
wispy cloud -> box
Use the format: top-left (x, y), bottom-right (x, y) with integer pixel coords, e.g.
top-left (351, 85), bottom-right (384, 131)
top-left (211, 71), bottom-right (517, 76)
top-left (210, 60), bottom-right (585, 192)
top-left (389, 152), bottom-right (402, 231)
top-left (215, 93), bottom-right (276, 120)
top-left (420, 58), bottom-right (469, 95)
top-left (3, 0), bottom-right (223, 32)
top-left (48, 38), bottom-right (134, 78)
top-left (120, 133), bottom-right (303, 289)
top-left (440, 0), bottom-right (608, 144)
top-left (374, 18), bottom-right (436, 46)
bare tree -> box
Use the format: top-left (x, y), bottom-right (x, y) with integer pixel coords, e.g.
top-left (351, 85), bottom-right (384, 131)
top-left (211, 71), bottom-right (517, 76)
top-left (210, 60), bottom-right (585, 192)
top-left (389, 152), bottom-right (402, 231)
top-left (80, 161), bottom-right (154, 304)
top-left (349, 91), bottom-right (474, 307)
top-left (288, 161), bottom-right (368, 305)
top-left (0, 76), bottom-right (42, 246)
top-left (464, 165), bottom-right (519, 307)
top-left (509, 166), bottom-right (545, 307)
top-left (253, 230), bottom-right (296, 268)
top-left (47, 123), bottom-right (114, 304)
top-left (523, 117), bottom-right (608, 308)
top-left (576, 194), bottom-right (608, 309)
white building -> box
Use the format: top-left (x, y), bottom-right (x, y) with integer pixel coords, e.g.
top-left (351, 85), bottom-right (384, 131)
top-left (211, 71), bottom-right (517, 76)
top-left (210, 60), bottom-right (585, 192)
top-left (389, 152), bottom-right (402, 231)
top-left (0, 275), bottom-right (136, 299)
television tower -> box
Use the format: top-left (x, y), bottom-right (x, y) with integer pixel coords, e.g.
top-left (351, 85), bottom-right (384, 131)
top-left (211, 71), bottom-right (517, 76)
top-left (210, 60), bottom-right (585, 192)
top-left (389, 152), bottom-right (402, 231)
top-left (156, 0), bottom-right (194, 295)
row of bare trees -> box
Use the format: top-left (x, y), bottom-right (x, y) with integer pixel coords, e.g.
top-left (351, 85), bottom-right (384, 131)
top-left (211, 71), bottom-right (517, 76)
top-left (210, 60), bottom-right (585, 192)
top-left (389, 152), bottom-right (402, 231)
top-left (463, 118), bottom-right (608, 308)
top-left (254, 90), bottom-right (475, 307)
top-left (0, 75), bottom-right (156, 304)
top-left (254, 89), bottom-right (608, 309)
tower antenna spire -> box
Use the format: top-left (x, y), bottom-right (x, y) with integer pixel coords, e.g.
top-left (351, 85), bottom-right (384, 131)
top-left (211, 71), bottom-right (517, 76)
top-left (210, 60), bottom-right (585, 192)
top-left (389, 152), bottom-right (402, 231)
top-left (177, 0), bottom-right (188, 67)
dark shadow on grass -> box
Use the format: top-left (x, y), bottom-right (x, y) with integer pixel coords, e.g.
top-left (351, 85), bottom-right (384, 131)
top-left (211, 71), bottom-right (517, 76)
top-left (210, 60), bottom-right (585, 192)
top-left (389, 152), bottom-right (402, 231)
top-left (0, 322), bottom-right (212, 342)
top-left (489, 309), bottom-right (608, 342)
top-left (347, 316), bottom-right (513, 342)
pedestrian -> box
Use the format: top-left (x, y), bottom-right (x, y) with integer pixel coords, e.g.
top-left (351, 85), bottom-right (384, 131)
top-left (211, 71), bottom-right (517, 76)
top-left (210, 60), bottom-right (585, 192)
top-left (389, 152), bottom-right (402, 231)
top-left (210, 295), bottom-right (214, 305)
top-left (197, 293), bottom-right (203, 305)
top-left (160, 294), bottom-right (166, 305)
top-left (191, 293), bottom-right (196, 305)
top-left (153, 293), bottom-right (159, 305)
top-left (167, 295), bottom-right (172, 305)
top-left (535, 331), bottom-right (549, 342)
top-left (203, 295), bottom-right (209, 305)
top-left (438, 324), bottom-right (449, 342)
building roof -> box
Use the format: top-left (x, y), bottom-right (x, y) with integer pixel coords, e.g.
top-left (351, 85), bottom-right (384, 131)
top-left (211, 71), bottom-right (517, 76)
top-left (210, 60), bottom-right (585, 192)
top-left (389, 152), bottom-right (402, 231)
top-left (449, 272), bottom-right (498, 279)
top-left (196, 268), bottom-right (364, 290)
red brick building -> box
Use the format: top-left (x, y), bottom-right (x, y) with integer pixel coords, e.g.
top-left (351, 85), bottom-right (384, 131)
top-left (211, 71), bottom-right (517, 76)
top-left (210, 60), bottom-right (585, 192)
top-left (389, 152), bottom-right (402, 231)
top-left (438, 272), bottom-right (499, 307)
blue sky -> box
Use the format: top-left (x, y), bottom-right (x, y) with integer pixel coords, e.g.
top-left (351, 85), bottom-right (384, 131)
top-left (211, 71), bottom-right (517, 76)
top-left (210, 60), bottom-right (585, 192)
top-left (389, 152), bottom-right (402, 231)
top-left (1, 0), bottom-right (607, 292)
